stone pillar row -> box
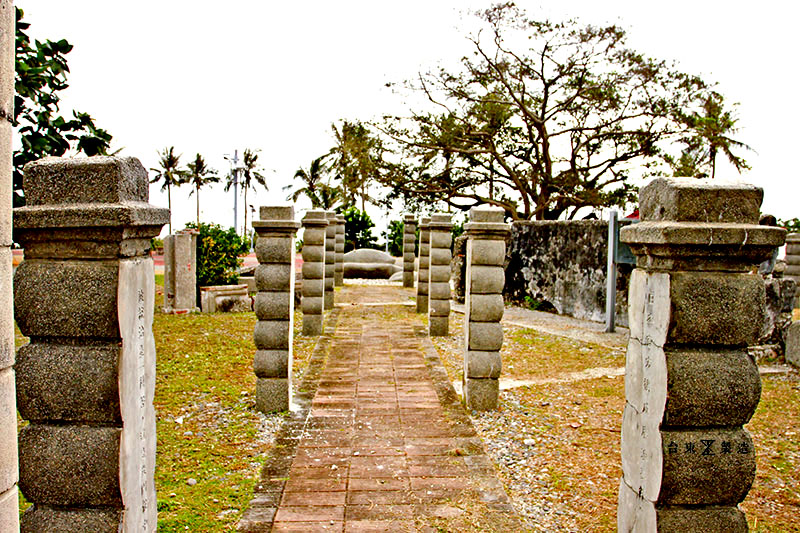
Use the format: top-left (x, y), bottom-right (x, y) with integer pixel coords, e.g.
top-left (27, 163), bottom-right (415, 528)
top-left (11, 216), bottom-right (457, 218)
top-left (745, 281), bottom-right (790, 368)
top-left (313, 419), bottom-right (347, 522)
top-left (403, 214), bottom-right (416, 288)
top-left (0, 3), bottom-right (15, 530)
top-left (416, 217), bottom-right (430, 314)
top-left (301, 210), bottom-right (327, 336)
top-left (14, 157), bottom-right (168, 532)
top-left (334, 215), bottom-right (345, 287)
top-left (785, 232), bottom-right (800, 307)
top-left (463, 207), bottom-right (509, 411)
top-left (428, 214), bottom-right (453, 337)
top-left (617, 178), bottom-right (785, 532)
top-left (252, 207), bottom-right (299, 413)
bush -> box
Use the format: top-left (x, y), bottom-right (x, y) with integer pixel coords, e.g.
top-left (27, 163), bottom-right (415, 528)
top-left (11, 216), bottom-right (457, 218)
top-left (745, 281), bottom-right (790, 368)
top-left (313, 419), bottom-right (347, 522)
top-left (343, 206), bottom-right (379, 252)
top-left (185, 223), bottom-right (250, 286)
top-left (385, 220), bottom-right (404, 256)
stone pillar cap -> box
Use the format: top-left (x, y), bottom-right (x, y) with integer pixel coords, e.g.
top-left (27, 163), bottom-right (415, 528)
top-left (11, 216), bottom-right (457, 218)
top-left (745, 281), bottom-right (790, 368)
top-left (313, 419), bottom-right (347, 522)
top-left (786, 232), bottom-right (800, 243)
top-left (429, 213), bottom-right (453, 230)
top-left (420, 216), bottom-right (431, 226)
top-left (469, 206), bottom-right (505, 223)
top-left (403, 214), bottom-right (417, 223)
top-left (259, 206), bottom-right (294, 221)
top-left (639, 177), bottom-right (763, 224)
top-left (335, 215), bottom-right (346, 224)
top-left (464, 221), bottom-right (510, 238)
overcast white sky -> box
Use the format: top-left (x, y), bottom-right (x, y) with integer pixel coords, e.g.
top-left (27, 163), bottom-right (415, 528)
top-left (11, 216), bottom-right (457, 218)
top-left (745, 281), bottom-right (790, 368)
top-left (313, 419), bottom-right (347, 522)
top-left (16, 0), bottom-right (800, 237)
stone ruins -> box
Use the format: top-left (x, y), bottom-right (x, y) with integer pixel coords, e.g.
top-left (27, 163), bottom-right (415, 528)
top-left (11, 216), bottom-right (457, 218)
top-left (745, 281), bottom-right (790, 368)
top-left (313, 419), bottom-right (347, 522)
top-left (301, 210), bottom-right (327, 336)
top-left (161, 229), bottom-right (198, 313)
top-left (402, 214), bottom-right (416, 288)
top-left (14, 156), bottom-right (168, 531)
top-left (428, 213), bottom-right (453, 337)
top-left (252, 207), bottom-right (300, 413)
top-left (416, 217), bottom-right (430, 314)
top-left (324, 211), bottom-right (336, 310)
top-left (617, 178), bottom-right (785, 532)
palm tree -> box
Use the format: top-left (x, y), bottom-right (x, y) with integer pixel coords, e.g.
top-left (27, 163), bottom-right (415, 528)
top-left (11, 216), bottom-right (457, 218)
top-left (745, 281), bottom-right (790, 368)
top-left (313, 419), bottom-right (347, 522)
top-left (186, 154), bottom-right (220, 225)
top-left (150, 146), bottom-right (186, 233)
top-left (285, 155), bottom-right (343, 209)
top-left (328, 121), bottom-right (381, 211)
top-left (226, 148), bottom-right (268, 233)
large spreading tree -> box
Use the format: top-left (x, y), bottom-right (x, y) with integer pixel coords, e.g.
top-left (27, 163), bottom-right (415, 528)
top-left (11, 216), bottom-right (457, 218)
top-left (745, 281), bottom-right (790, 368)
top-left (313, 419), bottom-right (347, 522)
top-left (14, 7), bottom-right (113, 206)
top-left (376, 3), bottom-right (749, 220)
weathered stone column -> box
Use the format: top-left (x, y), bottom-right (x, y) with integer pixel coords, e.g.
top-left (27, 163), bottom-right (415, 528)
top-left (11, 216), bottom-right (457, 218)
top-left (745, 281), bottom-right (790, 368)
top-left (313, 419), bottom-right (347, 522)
top-left (324, 211), bottom-right (336, 309)
top-left (162, 229), bottom-right (198, 314)
top-left (617, 178), bottom-right (785, 532)
top-left (14, 156), bottom-right (168, 532)
top-left (785, 233), bottom-right (800, 307)
top-left (428, 214), bottom-right (453, 336)
top-left (403, 214), bottom-right (417, 288)
top-left (0, 3), bottom-right (17, 531)
top-left (252, 206), bottom-right (299, 413)
top-left (335, 214), bottom-right (345, 287)
top-left (416, 217), bottom-right (431, 313)
top-left (301, 210), bottom-right (327, 336)
top-left (463, 207), bottom-right (509, 411)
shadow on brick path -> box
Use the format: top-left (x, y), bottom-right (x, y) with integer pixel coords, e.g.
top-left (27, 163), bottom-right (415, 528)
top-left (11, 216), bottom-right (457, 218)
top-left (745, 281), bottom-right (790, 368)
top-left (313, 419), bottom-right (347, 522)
top-left (238, 284), bottom-right (522, 532)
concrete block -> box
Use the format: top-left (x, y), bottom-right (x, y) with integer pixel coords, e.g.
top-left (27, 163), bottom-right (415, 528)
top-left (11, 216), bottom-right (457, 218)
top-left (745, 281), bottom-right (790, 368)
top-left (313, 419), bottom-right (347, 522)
top-left (468, 265), bottom-right (505, 294)
top-left (639, 177), bottom-right (763, 224)
top-left (257, 378), bottom-right (289, 413)
top-left (20, 507), bottom-right (121, 533)
top-left (429, 282), bottom-right (451, 300)
top-left (468, 294), bottom-right (504, 322)
top-left (429, 298), bottom-right (450, 317)
top-left (255, 236), bottom-right (292, 264)
top-left (469, 206), bottom-right (504, 223)
top-left (302, 315), bottom-right (324, 337)
top-left (416, 294), bottom-right (428, 314)
top-left (656, 506), bottom-right (747, 533)
top-left (14, 261), bottom-right (119, 338)
top-left (429, 265), bottom-right (451, 283)
top-left (464, 378), bottom-right (498, 411)
top-left (468, 322), bottom-right (503, 351)
top-left (467, 239), bottom-right (505, 266)
top-left (303, 228), bottom-right (325, 246)
top-left (15, 343), bottom-right (121, 423)
top-left (0, 248), bottom-right (12, 369)
top-left (0, 369), bottom-right (16, 494)
top-left (785, 321), bottom-right (800, 367)
top-left (253, 350), bottom-right (288, 378)
top-left (254, 292), bottom-right (291, 321)
top-left (664, 348), bottom-right (761, 427)
top-left (253, 320), bottom-right (290, 350)
top-left (0, 486), bottom-right (19, 533)
top-left (429, 316), bottom-right (449, 337)
top-left (302, 296), bottom-right (323, 315)
top-left (429, 248), bottom-right (451, 266)
top-left (302, 244), bottom-right (324, 263)
top-left (465, 351), bottom-right (502, 378)
top-left (256, 264), bottom-right (292, 291)
top-left (430, 232), bottom-right (452, 249)
top-left (669, 272), bottom-right (765, 346)
top-left (660, 428), bottom-right (755, 505)
top-left (303, 279), bottom-right (324, 298)
top-left (259, 206), bottom-right (294, 220)
top-left (18, 425), bottom-right (122, 506)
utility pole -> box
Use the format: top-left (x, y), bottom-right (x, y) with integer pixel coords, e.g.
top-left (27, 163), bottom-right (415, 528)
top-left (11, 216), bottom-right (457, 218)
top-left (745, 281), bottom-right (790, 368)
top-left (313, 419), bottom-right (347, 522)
top-left (225, 150), bottom-right (241, 234)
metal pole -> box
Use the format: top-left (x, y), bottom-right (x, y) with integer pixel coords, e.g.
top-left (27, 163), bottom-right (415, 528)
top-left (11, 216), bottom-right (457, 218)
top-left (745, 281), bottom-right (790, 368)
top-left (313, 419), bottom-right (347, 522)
top-left (232, 149), bottom-right (239, 234)
top-left (605, 210), bottom-right (618, 332)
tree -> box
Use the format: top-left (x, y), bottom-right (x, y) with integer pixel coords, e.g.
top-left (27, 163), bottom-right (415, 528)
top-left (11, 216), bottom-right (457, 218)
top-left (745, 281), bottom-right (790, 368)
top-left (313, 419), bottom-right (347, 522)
top-left (185, 153), bottom-right (220, 225)
top-left (672, 91), bottom-right (751, 179)
top-left (185, 222), bottom-right (250, 286)
top-left (285, 155), bottom-right (342, 209)
top-left (328, 121), bottom-right (385, 211)
top-left (378, 4), bottom-right (714, 220)
top-left (227, 148), bottom-right (268, 234)
top-left (342, 206), bottom-right (378, 251)
top-left (150, 146), bottom-right (186, 234)
top-left (14, 7), bottom-right (112, 206)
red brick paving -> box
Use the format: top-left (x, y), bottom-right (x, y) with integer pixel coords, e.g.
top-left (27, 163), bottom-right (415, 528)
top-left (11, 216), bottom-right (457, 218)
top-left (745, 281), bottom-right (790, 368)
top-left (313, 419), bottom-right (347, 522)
top-left (238, 285), bottom-right (518, 532)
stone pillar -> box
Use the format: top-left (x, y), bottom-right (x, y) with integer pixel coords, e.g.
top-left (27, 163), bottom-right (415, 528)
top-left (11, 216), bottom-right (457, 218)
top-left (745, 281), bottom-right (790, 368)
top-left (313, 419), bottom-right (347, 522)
top-left (334, 215), bottom-right (345, 287)
top-left (785, 233), bottom-right (800, 307)
top-left (0, 3), bottom-right (16, 531)
top-left (617, 178), bottom-right (785, 532)
top-left (301, 210), bottom-right (327, 336)
top-left (403, 214), bottom-right (417, 288)
top-left (324, 211), bottom-right (336, 309)
top-left (162, 229), bottom-right (198, 313)
top-left (463, 207), bottom-right (509, 411)
top-left (252, 206), bottom-right (299, 413)
top-left (428, 214), bottom-right (453, 336)
top-left (416, 217), bottom-right (431, 313)
top-left (14, 156), bottom-right (168, 532)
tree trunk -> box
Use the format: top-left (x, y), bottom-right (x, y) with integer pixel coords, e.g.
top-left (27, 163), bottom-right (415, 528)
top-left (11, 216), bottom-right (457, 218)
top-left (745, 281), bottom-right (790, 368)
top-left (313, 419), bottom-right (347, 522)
top-left (196, 184), bottom-right (200, 226)
top-left (167, 183), bottom-right (172, 234)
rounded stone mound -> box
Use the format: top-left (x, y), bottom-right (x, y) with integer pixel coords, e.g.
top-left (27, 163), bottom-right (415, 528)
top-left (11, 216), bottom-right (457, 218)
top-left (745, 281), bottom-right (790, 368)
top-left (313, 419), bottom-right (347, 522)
top-left (343, 249), bottom-right (396, 265)
top-left (343, 262), bottom-right (401, 279)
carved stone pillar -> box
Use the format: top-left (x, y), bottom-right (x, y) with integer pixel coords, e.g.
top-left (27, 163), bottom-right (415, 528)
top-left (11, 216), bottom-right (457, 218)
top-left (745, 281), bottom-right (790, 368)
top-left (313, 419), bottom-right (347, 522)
top-left (162, 229), bottom-right (198, 314)
top-left (252, 207), bottom-right (299, 413)
top-left (403, 215), bottom-right (416, 288)
top-left (14, 156), bottom-right (168, 532)
top-left (617, 178), bottom-right (785, 532)
top-left (335, 215), bottom-right (345, 287)
top-left (416, 217), bottom-right (430, 314)
top-left (301, 211), bottom-right (326, 336)
top-left (428, 214), bottom-right (453, 336)
top-left (324, 211), bottom-right (336, 309)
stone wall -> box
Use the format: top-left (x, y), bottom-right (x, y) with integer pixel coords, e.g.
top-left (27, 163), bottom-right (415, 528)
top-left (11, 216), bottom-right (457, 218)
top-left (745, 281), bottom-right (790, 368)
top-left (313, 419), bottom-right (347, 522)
top-left (455, 220), bottom-right (632, 326)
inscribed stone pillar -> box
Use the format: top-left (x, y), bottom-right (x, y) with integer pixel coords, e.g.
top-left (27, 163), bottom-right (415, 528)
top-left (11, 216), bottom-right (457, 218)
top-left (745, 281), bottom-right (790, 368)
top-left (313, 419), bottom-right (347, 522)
top-left (428, 214), bottom-right (453, 336)
top-left (463, 207), bottom-right (509, 411)
top-left (416, 217), bottom-right (431, 314)
top-left (162, 229), bottom-right (198, 313)
top-left (14, 156), bottom-right (168, 532)
top-left (617, 178), bottom-right (785, 532)
top-left (403, 214), bottom-right (417, 288)
top-left (324, 211), bottom-right (336, 309)
top-left (301, 211), bottom-right (327, 336)
top-left (0, 3), bottom-right (16, 531)
top-left (335, 215), bottom-right (345, 287)
top-left (785, 233), bottom-right (800, 307)
top-left (252, 206), bottom-right (299, 413)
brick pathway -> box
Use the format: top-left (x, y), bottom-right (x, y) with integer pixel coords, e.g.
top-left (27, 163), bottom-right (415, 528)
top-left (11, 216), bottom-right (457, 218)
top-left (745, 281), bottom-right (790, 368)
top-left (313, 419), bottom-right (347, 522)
top-left (239, 285), bottom-right (520, 532)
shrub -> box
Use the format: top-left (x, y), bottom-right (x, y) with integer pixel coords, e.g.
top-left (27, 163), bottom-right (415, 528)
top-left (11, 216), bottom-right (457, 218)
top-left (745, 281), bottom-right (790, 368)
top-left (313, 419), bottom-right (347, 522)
top-left (185, 223), bottom-right (250, 286)
top-left (343, 206), bottom-right (379, 252)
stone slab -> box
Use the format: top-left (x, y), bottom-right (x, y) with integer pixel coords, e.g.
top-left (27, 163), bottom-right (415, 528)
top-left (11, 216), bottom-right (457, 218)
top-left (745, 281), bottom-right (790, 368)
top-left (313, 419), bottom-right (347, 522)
top-left (20, 506), bottom-right (121, 533)
top-left (656, 506), bottom-right (747, 532)
top-left (0, 486), bottom-right (19, 533)
top-left (785, 321), bottom-right (800, 367)
top-left (638, 177), bottom-right (763, 224)
top-left (0, 369), bottom-right (16, 493)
